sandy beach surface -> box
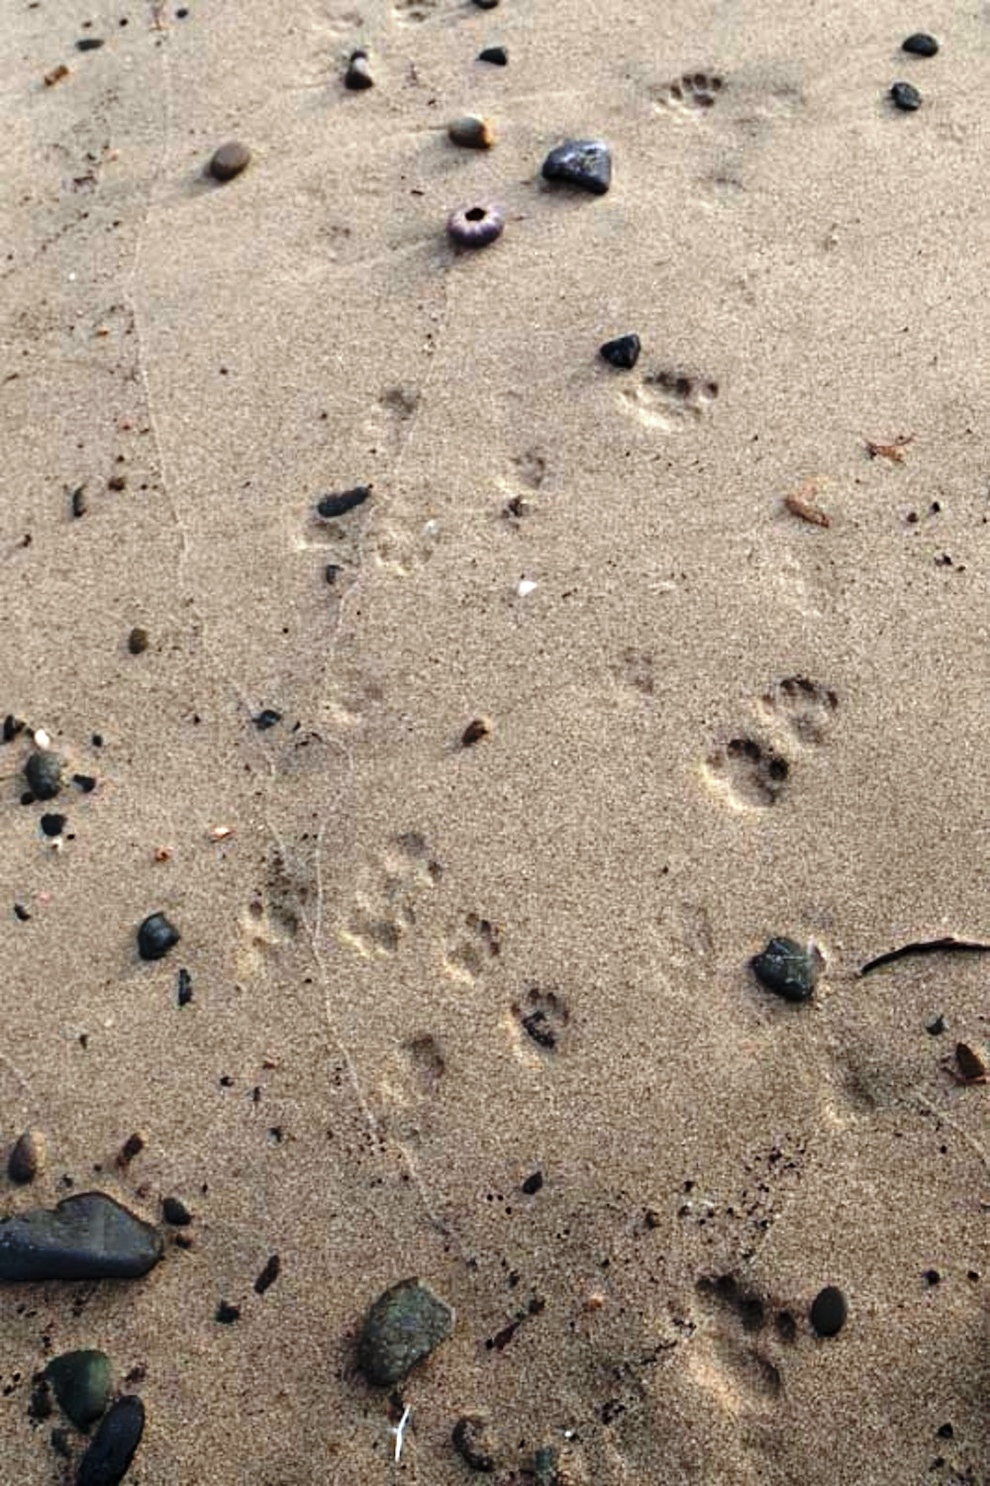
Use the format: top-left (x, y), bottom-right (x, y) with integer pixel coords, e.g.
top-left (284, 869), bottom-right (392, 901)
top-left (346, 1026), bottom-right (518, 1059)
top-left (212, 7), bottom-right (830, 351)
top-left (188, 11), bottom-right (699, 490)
top-left (1, 2), bottom-right (987, 1482)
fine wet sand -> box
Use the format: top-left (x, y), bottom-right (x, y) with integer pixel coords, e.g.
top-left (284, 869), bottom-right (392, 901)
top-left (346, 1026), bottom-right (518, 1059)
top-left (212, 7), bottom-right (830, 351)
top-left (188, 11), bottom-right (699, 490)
top-left (1, 2), bottom-right (987, 1482)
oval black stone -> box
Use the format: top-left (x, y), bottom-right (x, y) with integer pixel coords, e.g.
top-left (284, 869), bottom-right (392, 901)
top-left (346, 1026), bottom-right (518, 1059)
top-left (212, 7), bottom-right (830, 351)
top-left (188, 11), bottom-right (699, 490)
top-left (209, 141), bottom-right (251, 182)
top-left (162, 1196), bottom-right (192, 1227)
top-left (902, 32), bottom-right (938, 57)
top-left (810, 1285), bottom-right (847, 1337)
top-left (75, 1395), bottom-right (145, 1486)
top-left (600, 334), bottom-right (641, 370)
top-left (316, 485), bottom-right (371, 519)
top-left (40, 813), bottom-right (65, 837)
top-left (890, 81), bottom-right (922, 111)
top-left (344, 51), bottom-right (374, 90)
top-left (24, 750), bottom-right (64, 801)
top-left (750, 937), bottom-right (822, 1002)
top-left (137, 912), bottom-right (180, 961)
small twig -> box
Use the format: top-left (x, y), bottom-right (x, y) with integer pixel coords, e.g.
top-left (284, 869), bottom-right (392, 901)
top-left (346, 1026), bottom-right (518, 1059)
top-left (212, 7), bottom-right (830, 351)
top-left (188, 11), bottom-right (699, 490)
top-left (783, 480), bottom-right (830, 528)
top-left (860, 936), bottom-right (990, 977)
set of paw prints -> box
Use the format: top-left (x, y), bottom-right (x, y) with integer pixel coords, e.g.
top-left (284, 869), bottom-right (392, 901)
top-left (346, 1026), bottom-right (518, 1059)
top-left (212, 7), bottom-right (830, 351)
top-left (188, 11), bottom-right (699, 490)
top-left (658, 71), bottom-right (725, 112)
top-left (704, 676), bottom-right (839, 810)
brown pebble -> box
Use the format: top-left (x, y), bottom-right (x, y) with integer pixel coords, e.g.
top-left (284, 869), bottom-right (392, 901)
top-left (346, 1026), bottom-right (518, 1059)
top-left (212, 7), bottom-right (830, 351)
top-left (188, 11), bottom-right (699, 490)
top-left (448, 115), bottom-right (495, 150)
top-left (44, 64), bottom-right (70, 87)
top-left (209, 141), bottom-right (251, 183)
top-left (107, 473), bottom-right (127, 491)
top-left (955, 1042), bottom-right (988, 1084)
top-left (9, 1130), bottom-right (46, 1184)
top-left (127, 626), bottom-right (149, 655)
top-left (115, 1132), bottom-right (146, 1169)
top-left (461, 717), bottom-right (492, 747)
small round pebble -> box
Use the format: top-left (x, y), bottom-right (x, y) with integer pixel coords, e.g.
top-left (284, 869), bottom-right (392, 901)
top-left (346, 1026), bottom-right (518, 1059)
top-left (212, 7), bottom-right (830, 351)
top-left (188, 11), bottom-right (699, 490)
top-left (447, 202), bottom-right (504, 248)
top-left (24, 750), bottom-right (64, 801)
top-left (473, 0), bottom-right (499, 8)
top-left (8, 1129), bottom-right (46, 1184)
top-left (208, 141), bottom-right (251, 182)
top-left (902, 32), bottom-right (938, 57)
top-left (345, 50), bottom-right (373, 90)
top-left (890, 81), bottom-right (922, 111)
top-left (810, 1285), bottom-right (847, 1337)
top-left (127, 626), bottom-right (149, 655)
top-left (137, 912), bottom-right (180, 961)
top-left (448, 115), bottom-right (495, 150)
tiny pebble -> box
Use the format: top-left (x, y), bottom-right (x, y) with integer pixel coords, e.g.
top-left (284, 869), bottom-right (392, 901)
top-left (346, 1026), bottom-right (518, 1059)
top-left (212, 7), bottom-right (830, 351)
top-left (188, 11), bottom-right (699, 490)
top-left (73, 773), bottom-right (97, 793)
top-left (542, 138), bottom-right (612, 195)
top-left (215, 1300), bottom-right (240, 1324)
top-left (325, 563), bottom-right (342, 585)
top-left (70, 485), bottom-right (87, 517)
top-left (162, 1196), bottom-right (192, 1226)
top-left (40, 813), bottom-right (66, 837)
top-left (956, 1042), bottom-right (988, 1083)
top-left (176, 968), bottom-right (193, 1006)
top-left (14, 904), bottom-right (31, 922)
top-left (600, 333), bottom-right (641, 370)
top-left (890, 81), bottom-right (922, 111)
top-left (3, 714), bottom-right (25, 742)
top-left (473, 0), bottom-right (499, 8)
top-left (521, 1169), bottom-right (543, 1195)
top-left (447, 202), bottom-right (504, 248)
top-left (8, 1129), bottom-right (46, 1184)
top-left (750, 936), bottom-right (823, 1003)
top-left (902, 32), bottom-right (938, 57)
top-left (461, 717), bottom-right (491, 747)
top-left (344, 50), bottom-right (374, 90)
top-left (923, 1268), bottom-right (941, 1285)
top-left (107, 472), bottom-right (127, 491)
top-left (76, 37), bottom-right (105, 51)
top-left (44, 64), bottom-right (70, 86)
top-left (25, 750), bottom-right (64, 801)
top-left (254, 1253), bottom-right (281, 1294)
top-left (115, 1132), bottom-right (146, 1168)
top-left (137, 911), bottom-right (180, 961)
top-left (448, 115), bottom-right (495, 150)
top-left (810, 1285), bottom-right (847, 1337)
top-left (75, 1395), bottom-right (145, 1486)
top-left (925, 1013), bottom-right (946, 1036)
top-left (209, 141), bottom-right (251, 182)
top-left (316, 485), bottom-right (371, 519)
top-left (253, 708), bottom-right (282, 730)
top-left (452, 1413), bottom-right (498, 1472)
top-left (477, 46), bottom-right (507, 66)
top-left (127, 626), bottom-right (149, 655)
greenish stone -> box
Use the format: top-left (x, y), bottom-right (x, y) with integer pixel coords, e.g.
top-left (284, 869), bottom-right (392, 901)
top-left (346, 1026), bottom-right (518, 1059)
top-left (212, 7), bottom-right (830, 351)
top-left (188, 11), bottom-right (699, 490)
top-left (46, 1350), bottom-right (111, 1430)
top-left (357, 1278), bottom-right (454, 1386)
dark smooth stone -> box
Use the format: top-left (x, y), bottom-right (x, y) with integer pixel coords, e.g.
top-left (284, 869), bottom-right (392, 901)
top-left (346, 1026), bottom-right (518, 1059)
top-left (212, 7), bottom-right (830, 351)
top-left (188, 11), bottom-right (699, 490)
top-left (176, 968), bottom-right (193, 1006)
top-left (216, 1300), bottom-right (240, 1323)
top-left (542, 139), bottom-right (611, 195)
top-left (461, 717), bottom-right (491, 747)
top-left (162, 1196), bottom-right (192, 1227)
top-left (357, 1278), bottom-right (454, 1386)
top-left (46, 1349), bottom-right (111, 1431)
top-left (137, 912), bottom-right (180, 961)
top-left (810, 1285), bottom-right (847, 1337)
top-left (521, 1170), bottom-right (543, 1195)
top-left (890, 81), bottom-right (922, 110)
top-left (478, 46), bottom-right (508, 65)
top-left (902, 32), bottom-right (938, 57)
top-left (254, 1253), bottom-right (280, 1294)
top-left (600, 334), bottom-right (641, 369)
top-left (316, 485), bottom-right (371, 519)
top-left (8, 1130), bottom-right (45, 1184)
top-left (40, 813), bottom-right (65, 837)
top-left (13, 904), bottom-right (31, 922)
top-left (209, 141), bottom-right (251, 182)
top-left (344, 51), bottom-right (373, 90)
top-left (0, 1193), bottom-right (162, 1281)
top-left (76, 1396), bottom-right (144, 1486)
top-left (452, 1413), bottom-right (498, 1472)
top-left (473, 0), bottom-right (499, 8)
top-left (24, 750), bottom-right (64, 801)
top-left (73, 773), bottom-right (97, 792)
top-left (253, 708), bottom-right (282, 730)
top-left (76, 37), bottom-right (105, 51)
top-left (750, 937), bottom-right (822, 1002)
top-left (71, 485), bottom-right (88, 517)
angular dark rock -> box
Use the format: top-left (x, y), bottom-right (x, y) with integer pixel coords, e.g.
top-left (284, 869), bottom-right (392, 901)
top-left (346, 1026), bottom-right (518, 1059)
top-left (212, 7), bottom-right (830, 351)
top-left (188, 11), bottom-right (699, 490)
top-left (452, 1413), bottom-right (498, 1472)
top-left (750, 937), bottom-right (822, 1002)
top-left (46, 1349), bottom-right (111, 1430)
top-left (478, 46), bottom-right (508, 66)
top-left (253, 708), bottom-right (282, 731)
top-left (75, 1395), bottom-right (145, 1486)
top-left (76, 37), bottom-right (105, 51)
top-left (542, 139), bottom-right (611, 195)
top-left (176, 968), bottom-right (193, 1006)
top-left (317, 485), bottom-right (371, 519)
top-left (162, 1196), bottom-right (192, 1227)
top-left (890, 81), bottom-right (922, 111)
top-left (24, 750), bottom-right (64, 801)
top-left (0, 1193), bottom-right (162, 1281)
top-left (137, 912), bottom-right (180, 961)
top-left (357, 1277), bottom-right (454, 1386)
top-left (600, 334), bottom-right (641, 369)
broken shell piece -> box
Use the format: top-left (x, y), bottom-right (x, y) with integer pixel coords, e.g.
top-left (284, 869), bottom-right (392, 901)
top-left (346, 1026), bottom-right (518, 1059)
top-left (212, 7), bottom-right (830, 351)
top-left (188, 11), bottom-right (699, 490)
top-left (209, 825), bottom-right (235, 841)
top-left (517, 578), bottom-right (537, 597)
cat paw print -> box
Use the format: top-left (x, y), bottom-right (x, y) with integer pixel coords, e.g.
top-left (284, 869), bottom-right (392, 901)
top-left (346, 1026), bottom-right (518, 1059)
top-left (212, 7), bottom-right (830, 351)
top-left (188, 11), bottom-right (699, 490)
top-left (379, 1033), bottom-right (446, 1144)
top-left (688, 1273), bottom-right (782, 1412)
top-left (759, 675), bottom-right (838, 747)
top-left (373, 514), bottom-right (441, 578)
top-left (703, 735), bottom-right (790, 810)
top-left (443, 913), bottom-right (501, 984)
top-left (338, 831), bottom-right (442, 958)
top-left (509, 988), bottom-right (570, 1059)
top-left (620, 369), bottom-right (719, 432)
top-left (659, 71), bottom-right (724, 112)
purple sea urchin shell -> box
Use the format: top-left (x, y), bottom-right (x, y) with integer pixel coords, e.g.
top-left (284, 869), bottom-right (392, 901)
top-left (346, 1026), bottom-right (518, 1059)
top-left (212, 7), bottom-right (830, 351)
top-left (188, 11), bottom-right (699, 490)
top-left (447, 202), bottom-right (504, 248)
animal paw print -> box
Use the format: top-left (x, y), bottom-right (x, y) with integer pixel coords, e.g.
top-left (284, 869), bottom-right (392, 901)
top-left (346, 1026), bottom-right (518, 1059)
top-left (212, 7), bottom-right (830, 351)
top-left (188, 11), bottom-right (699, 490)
top-left (703, 735), bottom-right (789, 810)
top-left (512, 449), bottom-right (549, 491)
top-left (611, 647), bottom-right (656, 696)
top-left (759, 675), bottom-right (838, 746)
top-left (373, 515), bottom-right (441, 577)
top-left (379, 1033), bottom-right (446, 1144)
top-left (660, 71), bottom-right (724, 112)
top-left (690, 1273), bottom-right (782, 1409)
top-left (621, 370), bottom-right (719, 431)
top-left (443, 913), bottom-right (501, 984)
top-left (392, 0), bottom-right (441, 22)
top-left (510, 988), bottom-right (569, 1056)
top-left (339, 831), bottom-right (442, 958)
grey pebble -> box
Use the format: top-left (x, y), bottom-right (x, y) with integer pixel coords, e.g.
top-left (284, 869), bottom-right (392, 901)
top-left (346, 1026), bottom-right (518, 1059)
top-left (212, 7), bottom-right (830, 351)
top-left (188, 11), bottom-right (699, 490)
top-left (8, 1129), bottom-right (46, 1184)
top-left (137, 911), bottom-right (180, 961)
top-left (890, 81), bottom-right (922, 111)
top-left (75, 1395), bottom-right (145, 1486)
top-left (542, 138), bottom-right (611, 195)
top-left (209, 141), bottom-right (251, 182)
top-left (357, 1277), bottom-right (454, 1386)
top-left (25, 750), bottom-right (64, 801)
top-left (0, 1192), bottom-right (162, 1281)
top-left (46, 1349), bottom-right (112, 1431)
top-left (750, 936), bottom-right (822, 1002)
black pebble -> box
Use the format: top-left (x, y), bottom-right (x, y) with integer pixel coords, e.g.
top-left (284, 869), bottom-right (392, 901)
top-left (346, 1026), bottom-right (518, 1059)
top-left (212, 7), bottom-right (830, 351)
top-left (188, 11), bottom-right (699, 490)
top-left (600, 334), bottom-right (641, 370)
top-left (76, 37), bottom-right (105, 50)
top-left (75, 1395), bottom-right (144, 1486)
top-left (473, 0), bottom-right (499, 8)
top-left (25, 751), bottom-right (64, 801)
top-left (176, 968), bottom-right (193, 1006)
top-left (71, 485), bottom-right (88, 517)
top-left (925, 1014), bottom-right (946, 1036)
top-left (45, 1349), bottom-right (112, 1430)
top-left (542, 138), bottom-right (612, 195)
top-left (325, 563), bottom-right (342, 585)
top-left (890, 81), bottom-right (922, 110)
top-left (127, 626), bottom-right (149, 655)
top-left (344, 50), bottom-right (374, 90)
top-left (521, 1170), bottom-right (543, 1195)
top-left (3, 714), bottom-right (25, 743)
top-left (73, 773), bottom-right (97, 793)
top-left (750, 936), bottom-right (822, 1002)
top-left (810, 1285), bottom-right (847, 1337)
top-left (162, 1196), bottom-right (192, 1227)
top-left (14, 904), bottom-right (30, 922)
top-left (215, 1300), bottom-right (240, 1324)
top-left (316, 485), bottom-right (371, 519)
top-left (902, 32), bottom-right (938, 57)
top-left (478, 46), bottom-right (508, 65)
top-left (254, 1253), bottom-right (281, 1294)
top-left (357, 1278), bottom-right (455, 1386)
top-left (40, 813), bottom-right (65, 837)
top-left (137, 912), bottom-right (180, 961)
top-left (0, 1192), bottom-right (162, 1281)
top-left (8, 1130), bottom-right (44, 1183)
top-left (923, 1268), bottom-right (941, 1285)
top-left (253, 708), bottom-right (282, 730)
